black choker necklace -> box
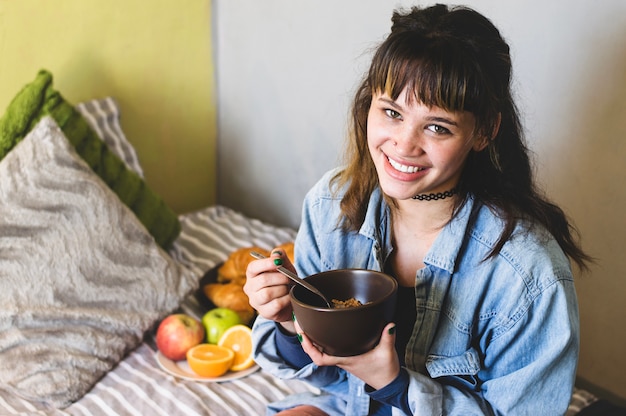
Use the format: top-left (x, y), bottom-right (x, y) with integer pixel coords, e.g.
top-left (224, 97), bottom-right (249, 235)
top-left (412, 188), bottom-right (457, 201)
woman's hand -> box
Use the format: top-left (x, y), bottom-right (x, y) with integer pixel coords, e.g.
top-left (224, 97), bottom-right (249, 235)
top-left (244, 248), bottom-right (296, 332)
top-left (295, 320), bottom-right (400, 390)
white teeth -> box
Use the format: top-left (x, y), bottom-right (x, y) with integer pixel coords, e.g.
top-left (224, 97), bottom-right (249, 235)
top-left (388, 157), bottom-right (423, 173)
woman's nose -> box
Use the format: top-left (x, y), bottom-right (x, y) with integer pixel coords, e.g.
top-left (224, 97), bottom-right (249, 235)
top-left (393, 126), bottom-right (423, 155)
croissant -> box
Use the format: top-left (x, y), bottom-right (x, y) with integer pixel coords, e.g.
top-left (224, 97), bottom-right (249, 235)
top-left (203, 282), bottom-right (255, 324)
top-left (206, 242), bottom-right (295, 325)
top-left (217, 246), bottom-right (270, 285)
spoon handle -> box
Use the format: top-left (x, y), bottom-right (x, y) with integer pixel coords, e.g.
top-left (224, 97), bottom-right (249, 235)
top-left (249, 251), bottom-right (332, 308)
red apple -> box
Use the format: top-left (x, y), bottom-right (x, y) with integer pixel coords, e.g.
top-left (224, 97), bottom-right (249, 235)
top-left (156, 313), bottom-right (205, 361)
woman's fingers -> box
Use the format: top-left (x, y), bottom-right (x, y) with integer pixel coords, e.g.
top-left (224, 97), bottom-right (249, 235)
top-left (243, 247), bottom-right (294, 323)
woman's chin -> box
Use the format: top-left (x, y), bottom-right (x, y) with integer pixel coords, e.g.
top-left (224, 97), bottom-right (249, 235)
top-left (380, 185), bottom-right (419, 201)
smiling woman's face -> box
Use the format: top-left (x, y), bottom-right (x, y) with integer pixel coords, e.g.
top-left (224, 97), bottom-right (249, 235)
top-left (367, 88), bottom-right (485, 201)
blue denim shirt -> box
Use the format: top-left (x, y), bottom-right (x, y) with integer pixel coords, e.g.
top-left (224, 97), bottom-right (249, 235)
top-left (252, 168), bottom-right (579, 415)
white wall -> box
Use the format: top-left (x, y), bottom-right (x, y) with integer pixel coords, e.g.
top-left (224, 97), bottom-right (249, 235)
top-left (214, 0), bottom-right (626, 401)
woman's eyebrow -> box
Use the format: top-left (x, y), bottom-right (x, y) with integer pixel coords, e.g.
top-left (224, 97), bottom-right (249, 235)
top-left (377, 97), bottom-right (403, 110)
top-left (425, 116), bottom-right (459, 126)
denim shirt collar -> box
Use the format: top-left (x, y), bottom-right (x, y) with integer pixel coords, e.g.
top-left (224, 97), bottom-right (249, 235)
top-left (357, 187), bottom-right (389, 242)
top-left (423, 196), bottom-right (475, 273)
top-left (358, 187), bottom-right (476, 274)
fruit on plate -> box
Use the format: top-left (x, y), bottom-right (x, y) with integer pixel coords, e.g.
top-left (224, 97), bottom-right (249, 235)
top-left (186, 344), bottom-right (235, 377)
top-left (156, 313), bottom-right (205, 361)
top-left (217, 324), bottom-right (255, 371)
top-left (202, 307), bottom-right (242, 344)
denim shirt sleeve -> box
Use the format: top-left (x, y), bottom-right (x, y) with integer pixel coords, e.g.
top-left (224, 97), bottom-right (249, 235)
top-left (252, 316), bottom-right (355, 410)
top-left (252, 316), bottom-right (344, 386)
top-left (366, 368), bottom-right (412, 413)
top-left (274, 322), bottom-right (313, 368)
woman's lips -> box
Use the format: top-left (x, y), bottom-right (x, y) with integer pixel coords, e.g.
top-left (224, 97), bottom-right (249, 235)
top-left (387, 155), bottom-right (425, 173)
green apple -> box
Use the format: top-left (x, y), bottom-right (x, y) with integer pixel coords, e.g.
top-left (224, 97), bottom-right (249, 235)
top-left (202, 307), bottom-right (242, 344)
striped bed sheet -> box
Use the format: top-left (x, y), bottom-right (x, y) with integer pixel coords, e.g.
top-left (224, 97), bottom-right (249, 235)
top-left (0, 205), bottom-right (318, 415)
top-left (0, 205), bottom-right (599, 415)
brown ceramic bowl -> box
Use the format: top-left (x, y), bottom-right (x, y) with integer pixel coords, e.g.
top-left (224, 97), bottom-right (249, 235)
top-left (290, 269), bottom-right (398, 357)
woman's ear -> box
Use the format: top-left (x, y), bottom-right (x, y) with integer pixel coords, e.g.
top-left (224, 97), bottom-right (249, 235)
top-left (472, 136), bottom-right (490, 152)
top-left (473, 113), bottom-right (501, 151)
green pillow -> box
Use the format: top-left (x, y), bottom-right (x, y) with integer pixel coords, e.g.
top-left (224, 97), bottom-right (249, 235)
top-left (0, 70), bottom-right (180, 249)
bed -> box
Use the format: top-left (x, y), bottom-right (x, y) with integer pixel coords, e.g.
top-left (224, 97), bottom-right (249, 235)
top-left (0, 71), bottom-right (621, 416)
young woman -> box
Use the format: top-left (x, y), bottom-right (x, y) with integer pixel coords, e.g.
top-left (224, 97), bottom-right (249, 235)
top-left (244, 4), bottom-right (591, 415)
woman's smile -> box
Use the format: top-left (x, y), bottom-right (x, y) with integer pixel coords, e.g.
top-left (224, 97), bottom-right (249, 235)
top-left (386, 155), bottom-right (426, 174)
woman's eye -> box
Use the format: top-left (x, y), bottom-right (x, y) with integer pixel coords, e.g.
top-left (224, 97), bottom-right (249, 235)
top-left (384, 109), bottom-right (402, 119)
top-left (427, 124), bottom-right (451, 135)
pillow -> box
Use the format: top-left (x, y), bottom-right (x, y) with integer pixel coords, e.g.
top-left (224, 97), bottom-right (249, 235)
top-left (0, 117), bottom-right (197, 408)
top-left (0, 70), bottom-right (180, 249)
top-left (76, 97), bottom-right (144, 178)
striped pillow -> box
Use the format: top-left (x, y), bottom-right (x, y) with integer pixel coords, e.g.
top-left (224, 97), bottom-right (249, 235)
top-left (76, 97), bottom-right (144, 177)
top-left (0, 117), bottom-right (196, 408)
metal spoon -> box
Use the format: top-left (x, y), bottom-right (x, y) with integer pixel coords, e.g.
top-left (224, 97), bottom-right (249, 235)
top-left (249, 251), bottom-right (332, 308)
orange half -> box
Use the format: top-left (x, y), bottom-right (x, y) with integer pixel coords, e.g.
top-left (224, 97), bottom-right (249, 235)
top-left (217, 324), bottom-right (255, 371)
top-left (186, 343), bottom-right (234, 377)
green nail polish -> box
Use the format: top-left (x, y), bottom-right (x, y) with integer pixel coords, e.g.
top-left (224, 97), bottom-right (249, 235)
top-left (388, 326), bottom-right (396, 335)
top-left (274, 258), bottom-right (283, 266)
top-left (297, 333), bottom-right (303, 343)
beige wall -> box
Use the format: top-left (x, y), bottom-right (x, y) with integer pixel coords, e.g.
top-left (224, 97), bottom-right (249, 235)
top-left (0, 0), bottom-right (216, 214)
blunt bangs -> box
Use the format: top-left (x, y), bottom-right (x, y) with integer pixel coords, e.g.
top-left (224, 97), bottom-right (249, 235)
top-left (368, 31), bottom-right (490, 117)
